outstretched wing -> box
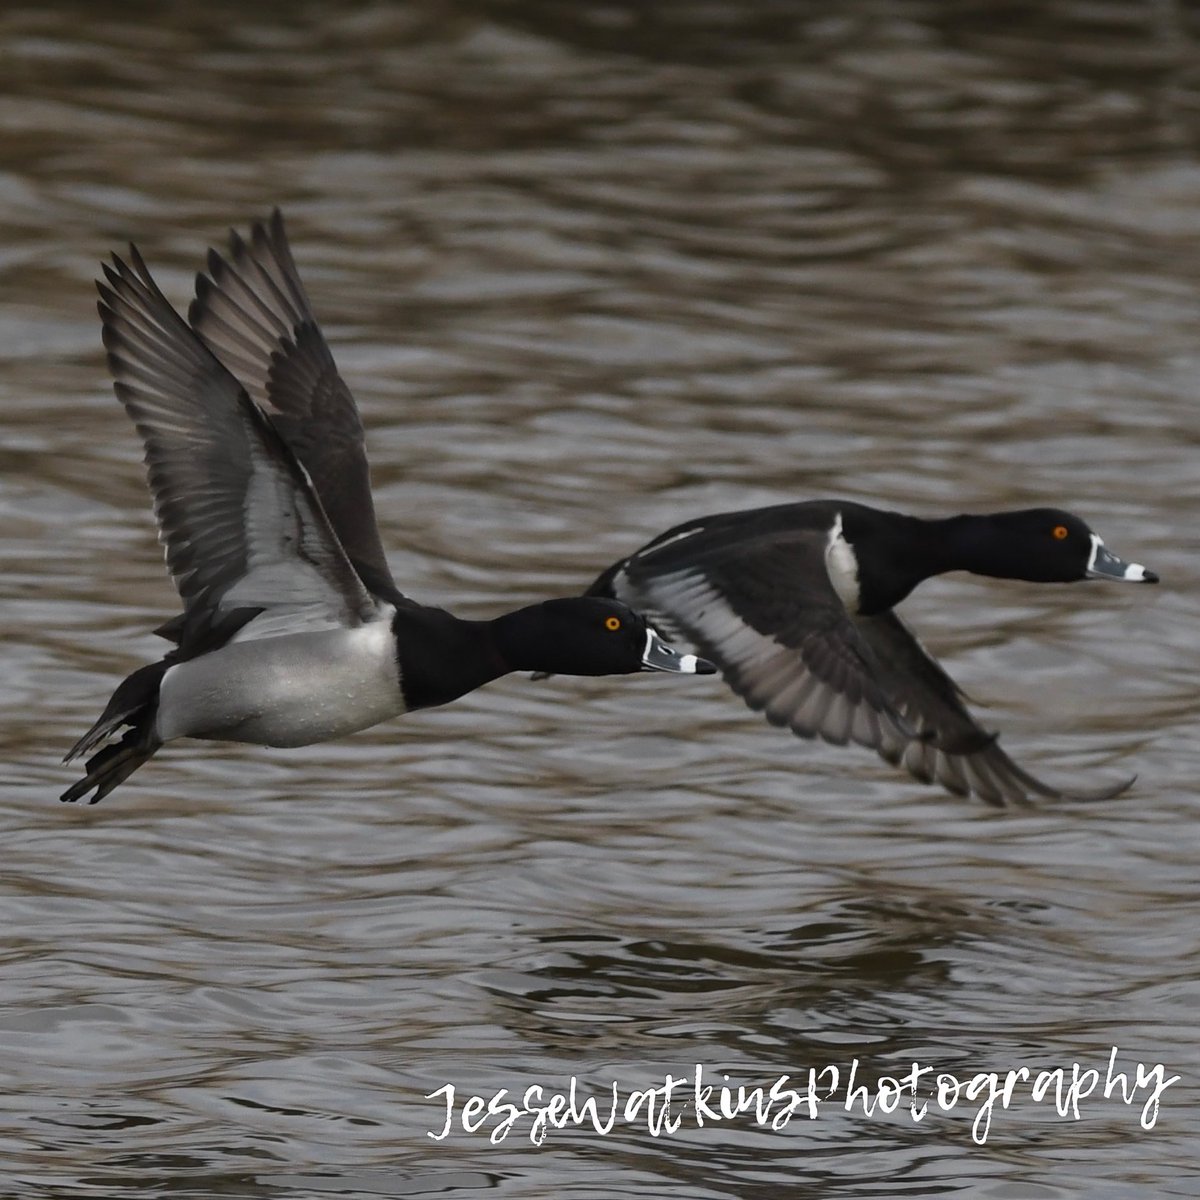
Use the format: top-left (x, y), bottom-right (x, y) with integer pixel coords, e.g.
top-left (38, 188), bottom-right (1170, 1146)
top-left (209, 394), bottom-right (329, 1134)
top-left (595, 527), bottom-right (915, 755)
top-left (188, 209), bottom-right (397, 599)
top-left (853, 612), bottom-right (1131, 805)
top-left (98, 246), bottom-right (381, 645)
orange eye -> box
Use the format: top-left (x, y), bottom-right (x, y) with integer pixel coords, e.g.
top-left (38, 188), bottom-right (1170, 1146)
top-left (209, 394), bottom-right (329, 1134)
top-left (604, 616), bottom-right (622, 631)
top-left (1053, 525), bottom-right (1069, 540)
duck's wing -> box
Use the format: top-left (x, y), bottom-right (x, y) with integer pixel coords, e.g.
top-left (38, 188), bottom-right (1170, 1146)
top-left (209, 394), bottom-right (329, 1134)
top-left (98, 246), bottom-right (382, 647)
top-left (187, 209), bottom-right (397, 599)
top-left (853, 611), bottom-right (1133, 806)
top-left (594, 528), bottom-right (915, 754)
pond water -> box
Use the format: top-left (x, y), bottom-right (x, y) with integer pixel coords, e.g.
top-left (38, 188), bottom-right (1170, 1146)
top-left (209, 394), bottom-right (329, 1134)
top-left (1, 1), bottom-right (1197, 1195)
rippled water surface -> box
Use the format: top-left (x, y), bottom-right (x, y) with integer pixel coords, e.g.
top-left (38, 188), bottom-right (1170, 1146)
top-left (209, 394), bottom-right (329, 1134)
top-left (2, 1), bottom-right (1198, 1195)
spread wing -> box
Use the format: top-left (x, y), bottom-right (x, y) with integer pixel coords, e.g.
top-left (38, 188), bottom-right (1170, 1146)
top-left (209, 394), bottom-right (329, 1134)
top-left (597, 528), bottom-right (915, 754)
top-left (98, 246), bottom-right (382, 647)
top-left (594, 526), bottom-right (1131, 806)
top-left (854, 612), bottom-right (1132, 806)
top-left (187, 209), bottom-right (397, 599)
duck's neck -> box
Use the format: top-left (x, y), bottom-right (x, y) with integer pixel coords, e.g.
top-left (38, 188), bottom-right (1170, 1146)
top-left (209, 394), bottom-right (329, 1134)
top-left (844, 509), bottom-right (1032, 615)
top-left (392, 606), bottom-right (509, 712)
top-left (488, 604), bottom-right (566, 675)
top-left (924, 513), bottom-right (1033, 581)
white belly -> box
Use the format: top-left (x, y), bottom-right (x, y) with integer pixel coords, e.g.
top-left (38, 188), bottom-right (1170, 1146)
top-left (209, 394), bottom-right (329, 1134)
top-left (155, 620), bottom-right (405, 747)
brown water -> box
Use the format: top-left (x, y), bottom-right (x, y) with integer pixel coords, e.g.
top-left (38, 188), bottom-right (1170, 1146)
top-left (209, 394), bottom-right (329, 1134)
top-left (2, 1), bottom-right (1198, 1195)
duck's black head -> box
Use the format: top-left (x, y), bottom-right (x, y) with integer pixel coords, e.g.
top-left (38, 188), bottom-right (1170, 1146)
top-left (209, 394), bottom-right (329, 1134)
top-left (956, 508), bottom-right (1158, 585)
top-left (493, 597), bottom-right (714, 677)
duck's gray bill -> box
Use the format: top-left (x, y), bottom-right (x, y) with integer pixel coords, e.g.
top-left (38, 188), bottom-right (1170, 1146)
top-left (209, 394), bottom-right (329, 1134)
top-left (1086, 535), bottom-right (1158, 583)
top-left (641, 628), bottom-right (716, 674)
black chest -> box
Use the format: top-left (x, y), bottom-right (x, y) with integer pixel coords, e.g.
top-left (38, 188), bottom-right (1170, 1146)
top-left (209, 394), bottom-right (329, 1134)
top-left (392, 606), bottom-right (504, 712)
top-left (838, 507), bottom-right (935, 615)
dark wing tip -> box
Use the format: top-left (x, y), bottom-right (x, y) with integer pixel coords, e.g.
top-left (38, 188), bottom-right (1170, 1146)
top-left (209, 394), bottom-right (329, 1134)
top-left (126, 242), bottom-right (150, 278)
top-left (1054, 772), bottom-right (1137, 804)
top-left (976, 742), bottom-right (1138, 807)
top-left (227, 226), bottom-right (248, 260)
top-left (910, 729), bottom-right (1139, 807)
top-left (204, 246), bottom-right (226, 280)
top-left (99, 258), bottom-right (124, 291)
top-left (252, 208), bottom-right (281, 250)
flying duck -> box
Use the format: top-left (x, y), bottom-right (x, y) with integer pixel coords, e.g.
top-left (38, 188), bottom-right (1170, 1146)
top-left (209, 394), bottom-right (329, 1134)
top-left (580, 500), bottom-right (1157, 805)
top-left (62, 213), bottom-right (712, 804)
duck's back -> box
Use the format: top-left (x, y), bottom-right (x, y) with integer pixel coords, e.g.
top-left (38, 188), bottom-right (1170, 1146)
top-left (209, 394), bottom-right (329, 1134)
top-left (587, 500), bottom-right (844, 595)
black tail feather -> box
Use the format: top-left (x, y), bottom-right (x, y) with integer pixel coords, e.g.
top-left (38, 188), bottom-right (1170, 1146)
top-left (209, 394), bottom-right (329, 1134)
top-left (62, 660), bottom-right (167, 804)
top-left (64, 660), bottom-right (167, 764)
top-left (60, 725), bottom-right (163, 804)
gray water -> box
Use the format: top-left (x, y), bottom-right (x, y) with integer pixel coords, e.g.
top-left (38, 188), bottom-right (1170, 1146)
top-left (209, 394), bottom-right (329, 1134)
top-left (2, 1), bottom-right (1198, 1195)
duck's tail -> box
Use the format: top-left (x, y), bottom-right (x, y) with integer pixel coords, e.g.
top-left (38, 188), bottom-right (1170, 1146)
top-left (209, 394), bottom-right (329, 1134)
top-left (61, 661), bottom-right (167, 804)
